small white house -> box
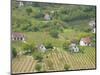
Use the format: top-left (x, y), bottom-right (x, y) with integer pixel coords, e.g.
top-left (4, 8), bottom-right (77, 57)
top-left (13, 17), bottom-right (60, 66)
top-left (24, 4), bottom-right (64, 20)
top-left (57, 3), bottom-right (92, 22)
top-left (18, 1), bottom-right (24, 7)
top-left (89, 20), bottom-right (95, 27)
top-left (37, 44), bottom-right (46, 52)
top-left (80, 37), bottom-right (91, 46)
top-left (44, 13), bottom-right (51, 21)
top-left (89, 20), bottom-right (96, 33)
top-left (69, 43), bottom-right (79, 53)
top-left (92, 28), bottom-right (96, 33)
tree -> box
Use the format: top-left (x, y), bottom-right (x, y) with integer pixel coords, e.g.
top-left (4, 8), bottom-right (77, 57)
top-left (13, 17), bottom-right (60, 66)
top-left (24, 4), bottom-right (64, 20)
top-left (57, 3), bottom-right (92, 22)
top-left (22, 41), bottom-right (36, 54)
top-left (35, 63), bottom-right (42, 71)
top-left (50, 30), bottom-right (59, 38)
top-left (12, 46), bottom-right (17, 58)
top-left (26, 7), bottom-right (32, 15)
top-left (64, 64), bottom-right (70, 70)
top-left (33, 26), bottom-right (40, 32)
top-left (63, 40), bottom-right (71, 51)
top-left (33, 51), bottom-right (43, 62)
top-left (44, 42), bottom-right (53, 49)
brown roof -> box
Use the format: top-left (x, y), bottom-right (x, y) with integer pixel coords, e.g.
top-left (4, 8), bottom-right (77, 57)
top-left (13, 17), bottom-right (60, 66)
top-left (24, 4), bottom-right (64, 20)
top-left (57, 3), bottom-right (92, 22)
top-left (81, 37), bottom-right (91, 44)
top-left (12, 32), bottom-right (24, 38)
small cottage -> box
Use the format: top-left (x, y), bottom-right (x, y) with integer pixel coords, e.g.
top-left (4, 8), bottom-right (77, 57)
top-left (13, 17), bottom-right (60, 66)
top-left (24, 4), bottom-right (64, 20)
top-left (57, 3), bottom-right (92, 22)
top-left (44, 13), bottom-right (51, 21)
top-left (69, 43), bottom-right (79, 53)
top-left (11, 32), bottom-right (25, 41)
top-left (37, 44), bottom-right (46, 52)
top-left (92, 28), bottom-right (96, 33)
top-left (17, 1), bottom-right (24, 7)
top-left (80, 37), bottom-right (91, 46)
top-left (89, 20), bottom-right (95, 27)
top-left (89, 20), bottom-right (96, 33)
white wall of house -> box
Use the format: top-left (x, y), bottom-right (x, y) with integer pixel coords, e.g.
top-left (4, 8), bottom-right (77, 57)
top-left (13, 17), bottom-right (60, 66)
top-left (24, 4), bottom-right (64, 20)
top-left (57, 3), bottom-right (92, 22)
top-left (71, 46), bottom-right (79, 52)
top-left (12, 37), bottom-right (25, 41)
top-left (19, 1), bottom-right (24, 7)
top-left (39, 45), bottom-right (46, 52)
top-left (92, 28), bottom-right (96, 33)
top-left (22, 37), bottom-right (25, 41)
top-left (80, 41), bottom-right (87, 46)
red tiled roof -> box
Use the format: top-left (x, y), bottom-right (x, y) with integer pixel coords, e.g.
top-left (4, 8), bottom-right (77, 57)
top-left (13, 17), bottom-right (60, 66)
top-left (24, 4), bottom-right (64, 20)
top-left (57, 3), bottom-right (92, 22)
top-left (12, 32), bottom-right (24, 37)
top-left (81, 37), bottom-right (91, 44)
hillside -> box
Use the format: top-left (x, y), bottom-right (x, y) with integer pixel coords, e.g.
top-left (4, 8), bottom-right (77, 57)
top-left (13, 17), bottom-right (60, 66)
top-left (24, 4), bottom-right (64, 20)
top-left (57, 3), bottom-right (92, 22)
top-left (11, 0), bottom-right (96, 74)
top-left (12, 0), bottom-right (96, 32)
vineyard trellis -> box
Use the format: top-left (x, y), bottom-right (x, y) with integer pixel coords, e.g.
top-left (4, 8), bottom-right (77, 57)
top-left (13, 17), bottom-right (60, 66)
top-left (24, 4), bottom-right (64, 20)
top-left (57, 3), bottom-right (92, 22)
top-left (12, 47), bottom-right (95, 74)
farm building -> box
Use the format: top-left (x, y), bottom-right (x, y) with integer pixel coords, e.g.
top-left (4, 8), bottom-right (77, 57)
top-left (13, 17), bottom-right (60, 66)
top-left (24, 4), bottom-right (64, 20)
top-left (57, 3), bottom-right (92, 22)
top-left (69, 43), bottom-right (79, 52)
top-left (16, 1), bottom-right (24, 7)
top-left (89, 20), bottom-right (96, 33)
top-left (80, 37), bottom-right (91, 46)
top-left (11, 32), bottom-right (25, 41)
top-left (44, 13), bottom-right (51, 20)
top-left (37, 44), bottom-right (47, 52)
top-left (89, 20), bottom-right (95, 27)
top-left (92, 28), bottom-right (96, 33)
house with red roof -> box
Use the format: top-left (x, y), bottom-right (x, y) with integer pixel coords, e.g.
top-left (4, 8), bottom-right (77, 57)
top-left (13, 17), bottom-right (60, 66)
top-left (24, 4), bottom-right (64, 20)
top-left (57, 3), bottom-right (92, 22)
top-left (11, 32), bottom-right (25, 41)
top-left (79, 37), bottom-right (91, 46)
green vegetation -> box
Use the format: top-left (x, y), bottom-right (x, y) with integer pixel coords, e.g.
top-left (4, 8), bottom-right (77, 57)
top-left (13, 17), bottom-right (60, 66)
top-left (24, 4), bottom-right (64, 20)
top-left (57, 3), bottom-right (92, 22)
top-left (26, 7), bottom-right (33, 15)
top-left (64, 64), bottom-right (70, 70)
top-left (49, 30), bottom-right (59, 38)
top-left (12, 46), bottom-right (17, 58)
top-left (44, 42), bottom-right (53, 49)
top-left (63, 40), bottom-right (71, 51)
top-left (35, 63), bottom-right (42, 71)
top-left (21, 41), bottom-right (36, 54)
top-left (12, 0), bottom-right (96, 32)
top-left (12, 0), bottom-right (96, 73)
top-left (33, 51), bottom-right (43, 62)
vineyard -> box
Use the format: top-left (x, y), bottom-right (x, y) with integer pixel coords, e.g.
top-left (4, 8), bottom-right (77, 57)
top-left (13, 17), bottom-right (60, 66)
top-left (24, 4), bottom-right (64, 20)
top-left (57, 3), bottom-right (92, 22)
top-left (12, 47), bottom-right (95, 74)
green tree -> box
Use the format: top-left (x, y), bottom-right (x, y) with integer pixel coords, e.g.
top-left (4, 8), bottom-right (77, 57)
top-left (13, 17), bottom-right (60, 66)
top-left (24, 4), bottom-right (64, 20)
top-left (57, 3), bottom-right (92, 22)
top-left (35, 63), bottom-right (42, 71)
top-left (12, 46), bottom-right (17, 58)
top-left (64, 64), bottom-right (70, 70)
top-left (33, 51), bottom-right (43, 62)
top-left (50, 30), bottom-right (59, 38)
top-left (26, 7), bottom-right (32, 15)
top-left (44, 42), bottom-right (53, 49)
top-left (22, 41), bottom-right (35, 54)
top-left (63, 40), bottom-right (71, 51)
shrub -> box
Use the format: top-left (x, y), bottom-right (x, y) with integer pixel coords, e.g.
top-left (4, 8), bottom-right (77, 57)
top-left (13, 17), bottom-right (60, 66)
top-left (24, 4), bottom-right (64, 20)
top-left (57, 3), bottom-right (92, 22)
top-left (44, 42), bottom-right (53, 49)
top-left (63, 40), bottom-right (71, 51)
top-left (22, 41), bottom-right (36, 54)
top-left (33, 26), bottom-right (40, 32)
top-left (35, 63), bottom-right (42, 71)
top-left (33, 52), bottom-right (43, 62)
top-left (26, 7), bottom-right (32, 15)
top-left (50, 30), bottom-right (59, 38)
top-left (12, 47), bottom-right (17, 58)
top-left (64, 64), bottom-right (70, 70)
top-left (79, 46), bottom-right (85, 54)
